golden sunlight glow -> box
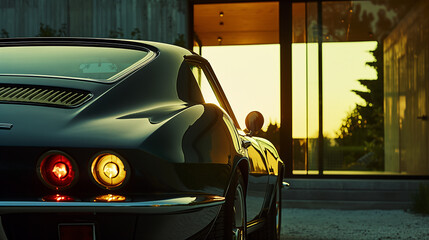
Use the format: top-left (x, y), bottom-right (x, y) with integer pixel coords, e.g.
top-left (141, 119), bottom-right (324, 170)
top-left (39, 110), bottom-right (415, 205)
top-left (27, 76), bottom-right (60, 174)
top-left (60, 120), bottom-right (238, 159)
top-left (197, 41), bottom-right (377, 137)
top-left (91, 153), bottom-right (127, 189)
top-left (292, 42), bottom-right (377, 138)
top-left (195, 44), bottom-right (280, 129)
top-left (196, 44), bottom-right (280, 130)
top-left (52, 162), bottom-right (68, 179)
top-left (190, 64), bottom-right (223, 108)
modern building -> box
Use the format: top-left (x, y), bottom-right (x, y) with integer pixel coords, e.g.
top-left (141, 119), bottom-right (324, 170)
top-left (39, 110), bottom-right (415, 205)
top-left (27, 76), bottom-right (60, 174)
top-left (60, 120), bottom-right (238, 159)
top-left (1, 0), bottom-right (428, 179)
top-left (192, 0), bottom-right (429, 179)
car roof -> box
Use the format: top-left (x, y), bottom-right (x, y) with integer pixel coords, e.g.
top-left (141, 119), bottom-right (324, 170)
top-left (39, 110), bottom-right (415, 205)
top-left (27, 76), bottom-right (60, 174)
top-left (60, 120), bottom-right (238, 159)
top-left (0, 37), bottom-right (196, 82)
top-left (0, 37), bottom-right (193, 54)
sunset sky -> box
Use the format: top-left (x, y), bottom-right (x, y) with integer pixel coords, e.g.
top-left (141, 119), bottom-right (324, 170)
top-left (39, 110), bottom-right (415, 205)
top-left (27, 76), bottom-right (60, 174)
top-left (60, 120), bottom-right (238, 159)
top-left (198, 41), bottom-right (377, 138)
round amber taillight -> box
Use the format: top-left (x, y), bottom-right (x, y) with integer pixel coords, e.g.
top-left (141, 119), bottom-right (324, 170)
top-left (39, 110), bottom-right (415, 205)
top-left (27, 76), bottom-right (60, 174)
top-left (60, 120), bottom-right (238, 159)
top-left (38, 152), bottom-right (77, 190)
top-left (91, 153), bottom-right (128, 189)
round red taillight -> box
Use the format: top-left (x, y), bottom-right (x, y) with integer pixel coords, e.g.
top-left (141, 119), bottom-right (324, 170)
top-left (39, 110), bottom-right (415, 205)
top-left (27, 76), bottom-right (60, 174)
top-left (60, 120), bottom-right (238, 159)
top-left (38, 151), bottom-right (77, 190)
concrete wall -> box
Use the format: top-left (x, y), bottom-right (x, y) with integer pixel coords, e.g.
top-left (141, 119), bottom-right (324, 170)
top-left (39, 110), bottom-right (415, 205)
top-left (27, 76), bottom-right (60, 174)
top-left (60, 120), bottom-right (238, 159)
top-left (384, 0), bottom-right (429, 175)
top-left (0, 0), bottom-right (188, 45)
top-left (283, 178), bottom-right (429, 209)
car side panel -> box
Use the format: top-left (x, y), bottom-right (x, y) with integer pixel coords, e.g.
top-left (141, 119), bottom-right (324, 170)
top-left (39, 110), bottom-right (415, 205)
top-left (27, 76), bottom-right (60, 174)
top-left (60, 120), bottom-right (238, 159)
top-left (119, 103), bottom-right (243, 197)
top-left (253, 137), bottom-right (284, 211)
top-left (244, 137), bottom-right (270, 222)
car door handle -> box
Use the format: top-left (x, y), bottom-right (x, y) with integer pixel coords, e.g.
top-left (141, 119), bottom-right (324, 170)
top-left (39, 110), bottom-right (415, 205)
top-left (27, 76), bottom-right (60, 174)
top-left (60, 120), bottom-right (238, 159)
top-left (417, 115), bottom-right (428, 120)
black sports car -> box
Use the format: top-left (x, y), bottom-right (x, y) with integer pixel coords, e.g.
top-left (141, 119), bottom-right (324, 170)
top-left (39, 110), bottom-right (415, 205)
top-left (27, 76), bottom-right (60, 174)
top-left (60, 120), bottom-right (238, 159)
top-left (0, 38), bottom-right (285, 240)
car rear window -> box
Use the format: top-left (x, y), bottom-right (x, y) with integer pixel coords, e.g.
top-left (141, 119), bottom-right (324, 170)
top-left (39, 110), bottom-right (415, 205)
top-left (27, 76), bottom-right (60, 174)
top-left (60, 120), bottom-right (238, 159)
top-left (0, 46), bottom-right (153, 81)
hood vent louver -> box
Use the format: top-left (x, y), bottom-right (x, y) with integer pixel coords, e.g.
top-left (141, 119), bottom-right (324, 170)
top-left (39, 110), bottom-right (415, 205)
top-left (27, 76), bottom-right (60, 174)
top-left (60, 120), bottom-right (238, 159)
top-left (0, 84), bottom-right (92, 108)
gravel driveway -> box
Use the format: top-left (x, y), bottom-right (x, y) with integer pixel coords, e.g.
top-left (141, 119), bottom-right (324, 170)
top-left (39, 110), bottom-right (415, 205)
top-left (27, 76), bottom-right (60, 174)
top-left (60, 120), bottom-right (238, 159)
top-left (281, 208), bottom-right (429, 240)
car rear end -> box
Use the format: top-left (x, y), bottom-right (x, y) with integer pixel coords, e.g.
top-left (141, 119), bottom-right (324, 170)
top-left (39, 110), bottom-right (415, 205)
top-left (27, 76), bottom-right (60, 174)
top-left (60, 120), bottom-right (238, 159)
top-left (0, 38), bottom-right (225, 240)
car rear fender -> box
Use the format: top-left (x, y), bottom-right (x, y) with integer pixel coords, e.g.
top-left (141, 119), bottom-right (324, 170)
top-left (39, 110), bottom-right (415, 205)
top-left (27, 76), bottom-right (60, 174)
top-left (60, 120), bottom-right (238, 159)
top-left (225, 157), bottom-right (250, 197)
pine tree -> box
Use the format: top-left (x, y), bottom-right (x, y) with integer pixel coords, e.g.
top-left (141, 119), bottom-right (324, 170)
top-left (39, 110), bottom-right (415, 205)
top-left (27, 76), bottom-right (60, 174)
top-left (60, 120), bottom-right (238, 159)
top-left (337, 43), bottom-right (384, 170)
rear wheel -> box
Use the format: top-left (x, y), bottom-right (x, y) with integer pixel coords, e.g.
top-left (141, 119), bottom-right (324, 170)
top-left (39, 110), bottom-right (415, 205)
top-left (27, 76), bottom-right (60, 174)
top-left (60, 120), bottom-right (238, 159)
top-left (231, 178), bottom-right (246, 239)
top-left (272, 181), bottom-right (282, 239)
top-left (251, 181), bottom-right (282, 240)
top-left (208, 170), bottom-right (246, 240)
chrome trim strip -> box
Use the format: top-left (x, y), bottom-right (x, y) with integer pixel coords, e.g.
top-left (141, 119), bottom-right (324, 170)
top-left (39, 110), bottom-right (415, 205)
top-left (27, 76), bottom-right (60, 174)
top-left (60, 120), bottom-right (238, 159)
top-left (0, 74), bottom-right (99, 82)
top-left (247, 218), bottom-right (265, 231)
top-left (107, 50), bottom-right (157, 81)
top-left (0, 123), bottom-right (12, 130)
top-left (0, 196), bottom-right (225, 214)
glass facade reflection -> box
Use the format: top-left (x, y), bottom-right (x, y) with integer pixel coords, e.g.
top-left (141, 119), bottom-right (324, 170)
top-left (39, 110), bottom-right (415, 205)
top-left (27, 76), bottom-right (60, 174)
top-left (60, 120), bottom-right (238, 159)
top-left (292, 2), bottom-right (319, 174)
top-left (192, 0), bottom-right (428, 176)
top-left (291, 0), bottom-right (427, 175)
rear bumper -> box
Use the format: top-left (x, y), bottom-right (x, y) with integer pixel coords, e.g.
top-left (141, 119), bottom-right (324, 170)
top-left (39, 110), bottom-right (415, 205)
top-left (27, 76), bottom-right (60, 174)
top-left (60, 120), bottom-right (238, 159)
top-left (0, 195), bottom-right (224, 240)
top-left (0, 195), bottom-right (225, 214)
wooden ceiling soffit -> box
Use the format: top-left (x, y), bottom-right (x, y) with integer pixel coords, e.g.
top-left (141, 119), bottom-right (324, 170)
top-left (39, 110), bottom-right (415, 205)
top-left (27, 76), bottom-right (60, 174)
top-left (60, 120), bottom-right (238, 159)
top-left (194, 2), bottom-right (279, 46)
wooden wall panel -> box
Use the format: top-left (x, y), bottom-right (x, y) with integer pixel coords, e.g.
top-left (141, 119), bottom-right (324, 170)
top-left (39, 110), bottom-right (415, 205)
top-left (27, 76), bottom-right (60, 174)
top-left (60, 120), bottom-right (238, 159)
top-left (194, 2), bottom-right (279, 46)
top-left (0, 0), bottom-right (188, 45)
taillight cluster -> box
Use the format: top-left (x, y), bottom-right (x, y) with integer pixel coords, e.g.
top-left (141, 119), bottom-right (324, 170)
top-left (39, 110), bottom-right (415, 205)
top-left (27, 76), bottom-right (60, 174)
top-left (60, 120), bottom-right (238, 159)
top-left (90, 153), bottom-right (128, 190)
top-left (37, 150), bottom-right (129, 200)
top-left (37, 151), bottom-right (77, 190)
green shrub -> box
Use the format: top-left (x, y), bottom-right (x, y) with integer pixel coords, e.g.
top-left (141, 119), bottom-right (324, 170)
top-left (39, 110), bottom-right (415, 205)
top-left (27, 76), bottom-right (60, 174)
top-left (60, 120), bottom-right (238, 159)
top-left (37, 23), bottom-right (68, 37)
top-left (1, 29), bottom-right (9, 38)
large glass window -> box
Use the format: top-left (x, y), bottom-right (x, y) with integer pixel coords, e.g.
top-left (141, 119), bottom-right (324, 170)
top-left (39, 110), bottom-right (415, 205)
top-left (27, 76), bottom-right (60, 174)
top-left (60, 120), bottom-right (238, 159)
top-left (193, 2), bottom-right (281, 152)
top-left (292, 0), bottom-right (425, 175)
top-left (193, 0), bottom-right (428, 176)
top-left (292, 2), bottom-right (319, 174)
top-left (199, 45), bottom-right (280, 131)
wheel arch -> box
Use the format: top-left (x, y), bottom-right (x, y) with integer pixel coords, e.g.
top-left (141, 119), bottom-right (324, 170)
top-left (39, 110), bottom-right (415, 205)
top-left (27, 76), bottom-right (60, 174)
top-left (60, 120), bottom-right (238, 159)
top-left (225, 157), bottom-right (250, 197)
top-left (237, 158), bottom-right (249, 192)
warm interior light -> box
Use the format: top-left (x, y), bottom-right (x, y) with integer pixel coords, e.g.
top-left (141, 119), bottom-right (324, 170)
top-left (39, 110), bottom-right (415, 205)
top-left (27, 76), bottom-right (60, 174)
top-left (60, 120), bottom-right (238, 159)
top-left (94, 194), bottom-right (126, 202)
top-left (39, 152), bottom-right (76, 190)
top-left (91, 153), bottom-right (127, 189)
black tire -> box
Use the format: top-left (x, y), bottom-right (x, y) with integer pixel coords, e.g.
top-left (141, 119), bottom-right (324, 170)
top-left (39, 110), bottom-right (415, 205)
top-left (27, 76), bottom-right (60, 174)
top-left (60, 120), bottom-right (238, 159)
top-left (269, 181), bottom-right (282, 240)
top-left (207, 170), bottom-right (247, 240)
top-left (251, 181), bottom-right (282, 240)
